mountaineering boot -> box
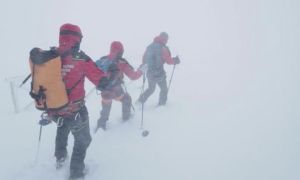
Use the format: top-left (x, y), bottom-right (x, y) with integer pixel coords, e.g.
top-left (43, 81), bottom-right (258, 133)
top-left (69, 163), bottom-right (89, 180)
top-left (158, 95), bottom-right (167, 106)
top-left (96, 118), bottom-right (107, 131)
top-left (56, 155), bottom-right (68, 169)
top-left (95, 102), bottom-right (111, 132)
top-left (158, 90), bottom-right (167, 106)
top-left (122, 94), bottom-right (132, 121)
top-left (69, 170), bottom-right (85, 180)
top-left (69, 177), bottom-right (84, 180)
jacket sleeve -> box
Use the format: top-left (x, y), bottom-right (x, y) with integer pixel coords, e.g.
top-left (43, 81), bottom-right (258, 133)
top-left (119, 61), bottom-right (142, 80)
top-left (161, 46), bottom-right (175, 65)
top-left (83, 59), bottom-right (106, 86)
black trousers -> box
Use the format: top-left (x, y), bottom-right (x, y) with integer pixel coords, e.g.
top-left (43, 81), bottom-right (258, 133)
top-left (139, 75), bottom-right (168, 105)
top-left (100, 84), bottom-right (132, 121)
top-left (54, 105), bottom-right (92, 176)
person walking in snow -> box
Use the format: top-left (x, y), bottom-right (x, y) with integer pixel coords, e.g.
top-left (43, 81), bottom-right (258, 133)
top-left (52, 23), bottom-right (109, 179)
top-left (95, 41), bottom-right (147, 131)
top-left (137, 32), bottom-right (180, 106)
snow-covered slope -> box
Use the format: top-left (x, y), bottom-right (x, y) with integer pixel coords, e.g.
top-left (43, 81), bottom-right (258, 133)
top-left (1, 0), bottom-right (300, 180)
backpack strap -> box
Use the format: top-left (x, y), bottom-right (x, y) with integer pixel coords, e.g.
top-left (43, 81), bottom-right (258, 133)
top-left (66, 76), bottom-right (84, 95)
top-left (119, 58), bottom-right (134, 69)
top-left (60, 51), bottom-right (88, 95)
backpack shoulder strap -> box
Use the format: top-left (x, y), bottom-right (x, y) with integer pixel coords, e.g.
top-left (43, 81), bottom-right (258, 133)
top-left (119, 58), bottom-right (133, 69)
top-left (66, 76), bottom-right (84, 95)
top-left (72, 50), bottom-right (91, 61)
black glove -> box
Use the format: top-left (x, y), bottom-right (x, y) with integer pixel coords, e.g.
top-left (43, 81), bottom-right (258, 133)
top-left (39, 119), bottom-right (52, 126)
top-left (38, 112), bottom-right (52, 126)
top-left (97, 76), bottom-right (110, 91)
top-left (172, 56), bottom-right (181, 64)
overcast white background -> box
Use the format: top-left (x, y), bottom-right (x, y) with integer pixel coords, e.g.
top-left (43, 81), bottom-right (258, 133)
top-left (0, 0), bottom-right (300, 179)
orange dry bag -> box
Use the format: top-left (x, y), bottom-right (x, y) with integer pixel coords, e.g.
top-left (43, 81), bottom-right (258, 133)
top-left (29, 48), bottom-right (68, 111)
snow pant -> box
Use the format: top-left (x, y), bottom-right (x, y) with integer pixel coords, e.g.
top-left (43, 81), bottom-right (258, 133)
top-left (54, 105), bottom-right (91, 177)
top-left (138, 75), bottom-right (168, 105)
top-left (98, 84), bottom-right (132, 124)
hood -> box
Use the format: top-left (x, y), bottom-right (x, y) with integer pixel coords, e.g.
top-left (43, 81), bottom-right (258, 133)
top-left (108, 41), bottom-right (124, 60)
top-left (58, 23), bottom-right (82, 53)
top-left (153, 34), bottom-right (168, 45)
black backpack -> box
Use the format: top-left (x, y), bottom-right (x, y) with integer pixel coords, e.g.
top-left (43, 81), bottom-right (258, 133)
top-left (95, 56), bottom-right (121, 89)
top-left (143, 42), bottom-right (165, 74)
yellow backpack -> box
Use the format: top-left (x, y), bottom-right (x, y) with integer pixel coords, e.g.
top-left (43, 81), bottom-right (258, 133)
top-left (29, 48), bottom-right (68, 111)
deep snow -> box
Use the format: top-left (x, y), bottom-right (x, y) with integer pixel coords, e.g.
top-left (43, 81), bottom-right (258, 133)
top-left (1, 0), bottom-right (300, 180)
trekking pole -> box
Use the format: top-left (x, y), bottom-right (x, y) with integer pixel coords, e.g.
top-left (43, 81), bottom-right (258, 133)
top-left (167, 64), bottom-right (176, 91)
top-left (34, 124), bottom-right (43, 164)
top-left (85, 87), bottom-right (96, 99)
top-left (140, 73), bottom-right (149, 137)
top-left (141, 74), bottom-right (145, 129)
top-left (19, 74), bottom-right (31, 87)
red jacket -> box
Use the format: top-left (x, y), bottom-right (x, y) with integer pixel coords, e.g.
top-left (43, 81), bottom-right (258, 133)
top-left (107, 41), bottom-right (142, 81)
top-left (116, 58), bottom-right (142, 80)
top-left (58, 23), bottom-right (106, 103)
top-left (60, 51), bottom-right (105, 102)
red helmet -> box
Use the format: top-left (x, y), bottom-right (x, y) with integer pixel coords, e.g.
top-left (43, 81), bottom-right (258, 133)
top-left (59, 23), bottom-right (83, 52)
top-left (109, 41), bottom-right (124, 59)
